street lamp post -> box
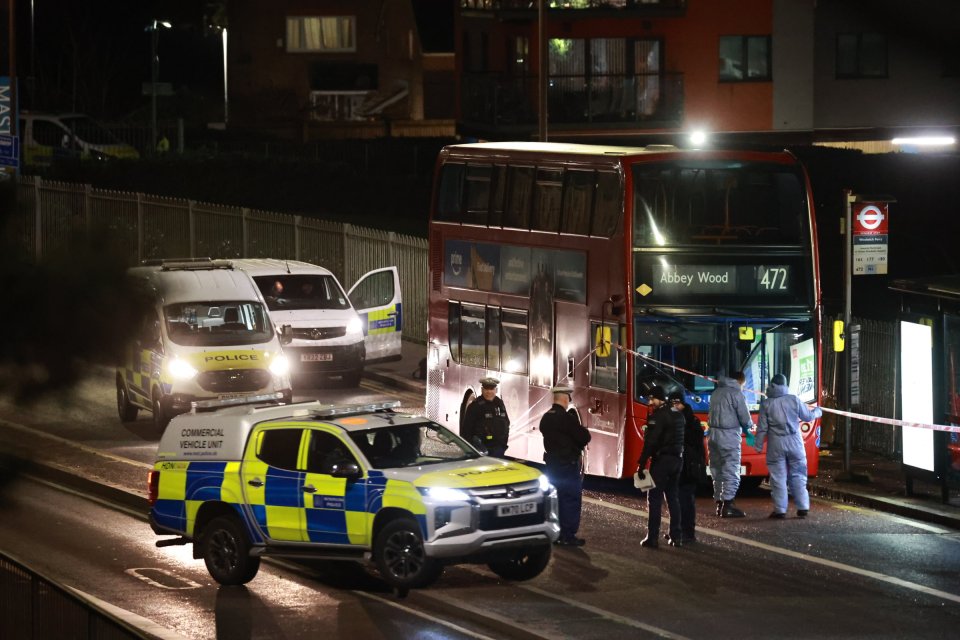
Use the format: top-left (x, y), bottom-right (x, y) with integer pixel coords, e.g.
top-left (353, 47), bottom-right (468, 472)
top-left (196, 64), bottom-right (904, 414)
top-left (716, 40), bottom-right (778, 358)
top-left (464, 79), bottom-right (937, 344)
top-left (146, 19), bottom-right (171, 155)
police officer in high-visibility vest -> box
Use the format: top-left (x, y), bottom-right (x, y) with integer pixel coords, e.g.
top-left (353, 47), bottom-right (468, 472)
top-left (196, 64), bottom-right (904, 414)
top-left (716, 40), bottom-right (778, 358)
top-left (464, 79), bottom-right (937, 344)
top-left (540, 385), bottom-right (591, 546)
top-left (462, 377), bottom-right (511, 457)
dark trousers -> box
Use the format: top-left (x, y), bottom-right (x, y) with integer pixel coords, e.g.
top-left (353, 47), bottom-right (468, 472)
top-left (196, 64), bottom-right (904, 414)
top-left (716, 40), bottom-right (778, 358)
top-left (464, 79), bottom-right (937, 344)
top-left (547, 462), bottom-right (583, 540)
top-left (646, 454), bottom-right (682, 541)
top-left (678, 481), bottom-right (697, 539)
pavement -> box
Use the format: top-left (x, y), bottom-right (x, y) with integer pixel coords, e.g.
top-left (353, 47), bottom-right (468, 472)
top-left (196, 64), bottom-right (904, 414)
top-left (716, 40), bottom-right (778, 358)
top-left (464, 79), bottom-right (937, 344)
top-left (364, 340), bottom-right (960, 531)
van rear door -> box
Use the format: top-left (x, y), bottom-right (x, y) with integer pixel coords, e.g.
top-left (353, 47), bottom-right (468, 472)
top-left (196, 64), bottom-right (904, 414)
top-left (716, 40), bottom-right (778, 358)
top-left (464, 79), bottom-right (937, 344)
top-left (348, 267), bottom-right (402, 362)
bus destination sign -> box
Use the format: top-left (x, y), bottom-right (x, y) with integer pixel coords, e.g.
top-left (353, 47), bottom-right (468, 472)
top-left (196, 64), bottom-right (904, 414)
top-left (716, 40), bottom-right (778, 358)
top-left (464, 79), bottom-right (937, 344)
top-left (645, 264), bottom-right (791, 297)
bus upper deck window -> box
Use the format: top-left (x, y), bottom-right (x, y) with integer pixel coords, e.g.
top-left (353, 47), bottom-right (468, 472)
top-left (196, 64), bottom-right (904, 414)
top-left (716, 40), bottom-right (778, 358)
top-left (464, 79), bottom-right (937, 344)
top-left (436, 163), bottom-right (465, 221)
top-left (592, 171), bottom-right (622, 237)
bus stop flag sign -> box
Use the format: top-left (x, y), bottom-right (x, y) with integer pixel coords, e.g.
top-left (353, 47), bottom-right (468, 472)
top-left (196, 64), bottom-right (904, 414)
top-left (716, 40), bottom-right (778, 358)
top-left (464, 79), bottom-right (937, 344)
top-left (852, 202), bottom-right (889, 275)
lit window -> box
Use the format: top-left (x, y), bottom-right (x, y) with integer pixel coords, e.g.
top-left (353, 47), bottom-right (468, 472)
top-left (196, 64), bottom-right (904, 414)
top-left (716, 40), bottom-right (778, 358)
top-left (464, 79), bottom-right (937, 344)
top-left (719, 35), bottom-right (771, 82)
top-left (287, 16), bottom-right (356, 53)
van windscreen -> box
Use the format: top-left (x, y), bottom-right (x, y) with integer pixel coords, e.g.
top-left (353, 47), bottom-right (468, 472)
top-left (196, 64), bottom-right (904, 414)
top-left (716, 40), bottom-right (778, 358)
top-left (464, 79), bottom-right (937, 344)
top-left (163, 301), bottom-right (274, 346)
top-left (253, 275), bottom-right (351, 311)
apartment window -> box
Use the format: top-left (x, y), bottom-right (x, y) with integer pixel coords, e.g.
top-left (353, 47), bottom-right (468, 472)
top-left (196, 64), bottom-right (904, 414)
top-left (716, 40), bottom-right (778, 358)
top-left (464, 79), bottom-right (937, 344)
top-left (287, 16), bottom-right (356, 52)
top-left (836, 33), bottom-right (887, 78)
top-left (509, 36), bottom-right (530, 76)
top-left (719, 35), bottom-right (771, 81)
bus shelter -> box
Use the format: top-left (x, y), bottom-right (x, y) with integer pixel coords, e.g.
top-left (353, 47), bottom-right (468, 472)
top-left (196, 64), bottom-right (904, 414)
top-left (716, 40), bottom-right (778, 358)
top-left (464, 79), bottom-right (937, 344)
top-left (889, 275), bottom-right (960, 502)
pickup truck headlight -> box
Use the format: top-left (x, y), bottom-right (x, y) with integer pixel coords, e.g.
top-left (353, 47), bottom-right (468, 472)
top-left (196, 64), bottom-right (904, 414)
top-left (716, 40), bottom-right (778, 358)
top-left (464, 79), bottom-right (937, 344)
top-left (538, 474), bottom-right (552, 492)
top-left (269, 354), bottom-right (290, 376)
top-left (167, 357), bottom-right (198, 381)
top-left (418, 486), bottom-right (470, 502)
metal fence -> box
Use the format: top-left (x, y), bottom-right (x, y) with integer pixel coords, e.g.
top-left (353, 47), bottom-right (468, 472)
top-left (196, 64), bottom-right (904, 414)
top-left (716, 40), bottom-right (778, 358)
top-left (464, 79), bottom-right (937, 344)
top-left (11, 176), bottom-right (429, 344)
top-left (821, 315), bottom-right (899, 456)
top-left (0, 551), bottom-right (151, 639)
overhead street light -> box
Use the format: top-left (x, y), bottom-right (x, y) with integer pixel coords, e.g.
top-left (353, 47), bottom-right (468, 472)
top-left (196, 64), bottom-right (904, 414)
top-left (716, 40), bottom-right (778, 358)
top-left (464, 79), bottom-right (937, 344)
top-left (146, 19), bottom-right (172, 156)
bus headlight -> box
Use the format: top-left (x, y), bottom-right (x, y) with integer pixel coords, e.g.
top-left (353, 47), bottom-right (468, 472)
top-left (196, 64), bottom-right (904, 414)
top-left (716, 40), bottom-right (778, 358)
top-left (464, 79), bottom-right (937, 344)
top-left (167, 358), bottom-right (198, 381)
top-left (346, 317), bottom-right (364, 336)
top-left (269, 355), bottom-right (290, 376)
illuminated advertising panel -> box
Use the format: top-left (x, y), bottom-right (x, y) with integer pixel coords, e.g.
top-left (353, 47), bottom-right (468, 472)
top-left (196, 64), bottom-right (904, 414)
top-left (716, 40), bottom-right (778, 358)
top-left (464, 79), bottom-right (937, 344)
top-left (900, 321), bottom-right (934, 472)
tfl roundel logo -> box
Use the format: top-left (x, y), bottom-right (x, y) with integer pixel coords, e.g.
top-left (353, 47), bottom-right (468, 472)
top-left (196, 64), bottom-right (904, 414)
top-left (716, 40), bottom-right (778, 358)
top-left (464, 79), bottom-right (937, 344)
top-left (853, 203), bottom-right (888, 235)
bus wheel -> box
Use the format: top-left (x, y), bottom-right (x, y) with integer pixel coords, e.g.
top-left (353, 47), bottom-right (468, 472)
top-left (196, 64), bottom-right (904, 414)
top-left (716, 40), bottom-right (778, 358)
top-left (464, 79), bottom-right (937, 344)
top-left (201, 516), bottom-right (261, 585)
top-left (459, 390), bottom-right (475, 431)
top-left (116, 377), bottom-right (138, 422)
top-left (740, 476), bottom-right (764, 491)
top-left (488, 545), bottom-right (552, 581)
top-left (373, 518), bottom-right (443, 589)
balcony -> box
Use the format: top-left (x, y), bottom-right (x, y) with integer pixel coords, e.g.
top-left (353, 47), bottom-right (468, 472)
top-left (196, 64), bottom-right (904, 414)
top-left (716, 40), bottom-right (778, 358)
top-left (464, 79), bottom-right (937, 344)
top-left (460, 71), bottom-right (684, 137)
top-left (460, 0), bottom-right (686, 18)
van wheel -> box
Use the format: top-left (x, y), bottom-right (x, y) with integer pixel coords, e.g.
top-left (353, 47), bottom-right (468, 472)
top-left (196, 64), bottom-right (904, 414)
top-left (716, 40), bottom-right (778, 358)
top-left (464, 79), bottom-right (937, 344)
top-left (116, 377), bottom-right (138, 422)
top-left (488, 545), bottom-right (552, 581)
top-left (152, 392), bottom-right (170, 431)
top-left (201, 516), bottom-right (260, 585)
top-left (342, 369), bottom-right (362, 387)
top-left (740, 476), bottom-right (764, 492)
top-left (373, 518), bottom-right (443, 589)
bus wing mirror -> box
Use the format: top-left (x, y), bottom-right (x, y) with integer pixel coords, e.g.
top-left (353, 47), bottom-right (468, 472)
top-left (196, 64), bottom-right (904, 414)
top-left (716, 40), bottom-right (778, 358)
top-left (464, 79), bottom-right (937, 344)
top-left (833, 320), bottom-right (845, 352)
top-left (609, 294), bottom-right (625, 317)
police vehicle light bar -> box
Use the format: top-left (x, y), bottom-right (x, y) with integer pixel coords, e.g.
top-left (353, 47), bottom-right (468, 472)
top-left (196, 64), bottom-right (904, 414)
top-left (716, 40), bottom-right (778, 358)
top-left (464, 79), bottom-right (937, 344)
top-left (190, 392), bottom-right (285, 412)
top-left (310, 401), bottom-right (401, 418)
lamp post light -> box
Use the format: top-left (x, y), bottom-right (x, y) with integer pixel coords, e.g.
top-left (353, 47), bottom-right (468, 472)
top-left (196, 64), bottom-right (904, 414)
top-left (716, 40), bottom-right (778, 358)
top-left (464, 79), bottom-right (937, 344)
top-left (146, 19), bottom-right (171, 155)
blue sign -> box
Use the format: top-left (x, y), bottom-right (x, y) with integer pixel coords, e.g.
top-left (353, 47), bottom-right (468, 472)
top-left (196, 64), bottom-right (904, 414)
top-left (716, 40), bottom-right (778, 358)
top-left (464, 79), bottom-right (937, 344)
top-left (0, 135), bottom-right (19, 167)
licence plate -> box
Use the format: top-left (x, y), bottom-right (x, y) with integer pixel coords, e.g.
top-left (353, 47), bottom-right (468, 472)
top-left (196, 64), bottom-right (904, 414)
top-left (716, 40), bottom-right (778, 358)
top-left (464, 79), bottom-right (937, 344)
top-left (301, 353), bottom-right (333, 362)
top-left (497, 501), bottom-right (537, 517)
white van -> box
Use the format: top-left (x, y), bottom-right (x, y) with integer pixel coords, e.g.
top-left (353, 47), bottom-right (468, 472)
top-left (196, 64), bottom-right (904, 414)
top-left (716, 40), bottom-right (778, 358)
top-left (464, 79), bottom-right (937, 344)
top-left (231, 259), bottom-right (403, 386)
top-left (19, 111), bottom-right (140, 169)
top-left (116, 259), bottom-right (293, 429)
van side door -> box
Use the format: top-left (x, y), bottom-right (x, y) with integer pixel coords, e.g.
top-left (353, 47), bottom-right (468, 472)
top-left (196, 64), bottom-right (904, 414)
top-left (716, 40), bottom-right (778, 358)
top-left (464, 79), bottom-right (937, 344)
top-left (347, 267), bottom-right (402, 363)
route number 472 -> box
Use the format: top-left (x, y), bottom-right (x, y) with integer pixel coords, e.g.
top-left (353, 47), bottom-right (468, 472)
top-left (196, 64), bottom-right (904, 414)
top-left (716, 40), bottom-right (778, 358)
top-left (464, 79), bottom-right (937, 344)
top-left (759, 267), bottom-right (788, 290)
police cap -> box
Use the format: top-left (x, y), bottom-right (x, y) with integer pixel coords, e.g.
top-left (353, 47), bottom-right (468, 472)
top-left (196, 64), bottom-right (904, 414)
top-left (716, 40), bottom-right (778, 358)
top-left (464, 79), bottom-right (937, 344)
top-left (479, 377), bottom-right (500, 389)
top-left (648, 386), bottom-right (667, 401)
top-left (550, 385), bottom-right (573, 396)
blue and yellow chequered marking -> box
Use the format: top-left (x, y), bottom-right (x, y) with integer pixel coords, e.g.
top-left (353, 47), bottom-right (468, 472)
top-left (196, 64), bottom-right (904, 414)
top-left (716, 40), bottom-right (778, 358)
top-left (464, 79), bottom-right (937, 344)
top-left (122, 347), bottom-right (169, 404)
top-left (359, 303), bottom-right (402, 336)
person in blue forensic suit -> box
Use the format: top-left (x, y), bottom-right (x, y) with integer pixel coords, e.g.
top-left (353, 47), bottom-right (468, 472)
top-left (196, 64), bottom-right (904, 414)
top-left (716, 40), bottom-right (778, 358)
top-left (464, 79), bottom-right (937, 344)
top-left (637, 386), bottom-right (685, 548)
top-left (754, 374), bottom-right (823, 519)
top-left (707, 371), bottom-right (754, 518)
top-left (540, 385), bottom-right (591, 547)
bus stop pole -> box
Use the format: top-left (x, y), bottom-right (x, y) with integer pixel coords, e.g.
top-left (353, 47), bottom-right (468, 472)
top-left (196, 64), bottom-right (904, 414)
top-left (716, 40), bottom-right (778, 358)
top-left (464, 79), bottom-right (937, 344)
top-left (843, 189), bottom-right (854, 475)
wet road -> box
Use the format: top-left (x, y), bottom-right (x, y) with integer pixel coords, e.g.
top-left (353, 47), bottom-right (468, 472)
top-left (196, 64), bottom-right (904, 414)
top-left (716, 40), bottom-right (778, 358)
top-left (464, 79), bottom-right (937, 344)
top-left (1, 369), bottom-right (959, 638)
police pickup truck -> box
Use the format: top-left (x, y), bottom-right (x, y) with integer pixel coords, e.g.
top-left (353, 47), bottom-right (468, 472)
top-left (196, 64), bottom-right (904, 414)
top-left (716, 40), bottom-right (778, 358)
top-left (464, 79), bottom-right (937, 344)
top-left (149, 397), bottom-right (559, 589)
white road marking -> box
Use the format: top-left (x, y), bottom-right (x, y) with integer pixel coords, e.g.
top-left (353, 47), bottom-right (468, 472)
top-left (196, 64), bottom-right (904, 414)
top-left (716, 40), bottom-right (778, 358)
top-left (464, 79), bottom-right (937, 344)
top-left (353, 590), bottom-right (501, 640)
top-left (125, 567), bottom-right (202, 590)
top-left (832, 504), bottom-right (952, 533)
top-left (585, 496), bottom-right (960, 605)
top-left (0, 418), bottom-right (152, 469)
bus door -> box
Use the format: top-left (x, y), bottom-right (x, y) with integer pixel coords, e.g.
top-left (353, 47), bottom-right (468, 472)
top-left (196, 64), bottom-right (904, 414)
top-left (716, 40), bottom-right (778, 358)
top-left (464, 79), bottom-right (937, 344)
top-left (348, 267), bottom-right (403, 363)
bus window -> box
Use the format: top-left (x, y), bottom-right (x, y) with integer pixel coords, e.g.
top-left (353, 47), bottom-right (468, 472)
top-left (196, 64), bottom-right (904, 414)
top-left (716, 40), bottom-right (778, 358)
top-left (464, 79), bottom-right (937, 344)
top-left (591, 320), bottom-right (619, 391)
top-left (448, 301), bottom-right (461, 363)
top-left (592, 171), bottom-right (621, 237)
top-left (489, 165), bottom-right (506, 227)
top-left (532, 168), bottom-right (563, 232)
top-left (504, 166), bottom-right (534, 229)
top-left (436, 163), bottom-right (464, 222)
top-left (501, 309), bottom-right (528, 374)
top-left (562, 170), bottom-right (594, 235)
top-left (465, 164), bottom-right (492, 225)
top-left (486, 307), bottom-right (501, 370)
top-left (461, 303), bottom-right (486, 367)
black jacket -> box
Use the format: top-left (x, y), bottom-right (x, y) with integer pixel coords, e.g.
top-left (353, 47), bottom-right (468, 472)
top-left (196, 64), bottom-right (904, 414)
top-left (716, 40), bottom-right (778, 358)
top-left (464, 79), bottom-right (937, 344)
top-left (679, 404), bottom-right (706, 484)
top-left (540, 404), bottom-right (591, 467)
top-left (638, 405), bottom-right (684, 470)
top-left (462, 396), bottom-right (510, 450)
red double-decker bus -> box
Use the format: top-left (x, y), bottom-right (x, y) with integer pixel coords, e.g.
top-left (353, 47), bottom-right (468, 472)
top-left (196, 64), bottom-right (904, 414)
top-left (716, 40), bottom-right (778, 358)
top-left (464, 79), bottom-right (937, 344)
top-left (426, 142), bottom-right (821, 482)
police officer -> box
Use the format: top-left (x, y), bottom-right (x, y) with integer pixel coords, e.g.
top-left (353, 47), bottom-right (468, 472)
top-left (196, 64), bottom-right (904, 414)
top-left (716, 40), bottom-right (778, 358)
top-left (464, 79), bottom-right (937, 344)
top-left (540, 385), bottom-right (591, 546)
top-left (637, 386), bottom-right (684, 548)
top-left (462, 377), bottom-right (511, 457)
top-left (670, 390), bottom-right (705, 544)
top-left (754, 374), bottom-right (823, 519)
top-left (707, 370), bottom-right (753, 518)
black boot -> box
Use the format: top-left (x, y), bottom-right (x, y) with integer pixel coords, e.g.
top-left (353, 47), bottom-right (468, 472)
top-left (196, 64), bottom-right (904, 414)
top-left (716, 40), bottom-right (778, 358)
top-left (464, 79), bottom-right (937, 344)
top-left (720, 500), bottom-right (746, 518)
top-left (715, 500), bottom-right (723, 516)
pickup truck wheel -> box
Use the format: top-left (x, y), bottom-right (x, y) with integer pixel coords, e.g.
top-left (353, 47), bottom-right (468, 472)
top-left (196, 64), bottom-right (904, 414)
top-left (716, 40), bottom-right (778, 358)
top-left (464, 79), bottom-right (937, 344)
top-left (374, 518), bottom-right (442, 589)
top-left (116, 378), bottom-right (138, 422)
top-left (342, 369), bottom-right (362, 387)
top-left (202, 516), bottom-right (260, 585)
top-left (488, 545), bottom-right (552, 581)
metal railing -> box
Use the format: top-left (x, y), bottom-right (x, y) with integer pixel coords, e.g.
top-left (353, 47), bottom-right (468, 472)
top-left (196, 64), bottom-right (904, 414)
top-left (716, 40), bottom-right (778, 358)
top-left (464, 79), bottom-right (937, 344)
top-left (0, 551), bottom-right (153, 639)
top-left (12, 176), bottom-right (429, 344)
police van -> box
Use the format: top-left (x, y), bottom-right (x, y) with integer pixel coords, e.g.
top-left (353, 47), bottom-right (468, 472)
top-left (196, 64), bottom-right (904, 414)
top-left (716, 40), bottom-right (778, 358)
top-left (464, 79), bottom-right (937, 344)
top-left (116, 259), bottom-right (293, 429)
top-left (149, 399), bottom-right (559, 589)
top-left (232, 259), bottom-right (403, 387)
top-left (19, 111), bottom-right (140, 169)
